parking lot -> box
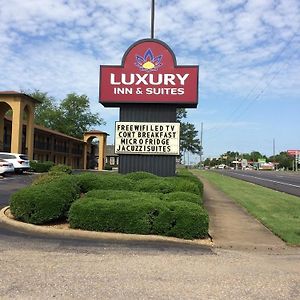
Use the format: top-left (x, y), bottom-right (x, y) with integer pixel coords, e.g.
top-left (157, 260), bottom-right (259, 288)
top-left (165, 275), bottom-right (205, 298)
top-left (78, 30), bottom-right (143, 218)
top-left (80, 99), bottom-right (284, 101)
top-left (0, 173), bottom-right (37, 208)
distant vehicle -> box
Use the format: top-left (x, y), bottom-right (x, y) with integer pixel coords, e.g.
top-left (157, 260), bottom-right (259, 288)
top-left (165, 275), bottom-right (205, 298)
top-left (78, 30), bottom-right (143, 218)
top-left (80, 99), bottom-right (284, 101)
top-left (245, 166), bottom-right (253, 170)
top-left (0, 158), bottom-right (14, 175)
top-left (217, 164), bottom-right (226, 169)
top-left (0, 153), bottom-right (30, 173)
top-left (259, 162), bottom-right (274, 171)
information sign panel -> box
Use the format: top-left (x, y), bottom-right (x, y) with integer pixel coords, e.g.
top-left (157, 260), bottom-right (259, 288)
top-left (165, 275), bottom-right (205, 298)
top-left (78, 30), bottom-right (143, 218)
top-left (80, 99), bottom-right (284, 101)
top-left (100, 39), bottom-right (198, 107)
top-left (115, 122), bottom-right (180, 155)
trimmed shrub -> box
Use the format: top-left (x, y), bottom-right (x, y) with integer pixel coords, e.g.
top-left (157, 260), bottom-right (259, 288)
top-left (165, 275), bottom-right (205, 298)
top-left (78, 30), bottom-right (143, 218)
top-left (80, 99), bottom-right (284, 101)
top-left (168, 177), bottom-right (200, 195)
top-left (135, 177), bottom-right (201, 195)
top-left (49, 164), bottom-right (72, 174)
top-left (75, 172), bottom-right (135, 193)
top-left (134, 178), bottom-right (176, 194)
top-left (10, 176), bottom-right (80, 224)
top-left (176, 169), bottom-right (204, 196)
top-left (84, 189), bottom-right (163, 201)
top-left (69, 197), bottom-right (209, 239)
top-left (32, 171), bottom-right (71, 186)
top-left (69, 198), bottom-right (166, 234)
top-left (163, 191), bottom-right (202, 206)
top-left (30, 161), bottom-right (54, 173)
top-left (125, 171), bottom-right (158, 181)
top-left (84, 189), bottom-right (202, 206)
top-left (165, 201), bottom-right (209, 239)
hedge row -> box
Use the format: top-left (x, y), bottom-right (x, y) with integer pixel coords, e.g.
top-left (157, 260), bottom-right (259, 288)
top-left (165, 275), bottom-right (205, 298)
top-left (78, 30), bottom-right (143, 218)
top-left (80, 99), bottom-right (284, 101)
top-left (30, 162), bottom-right (73, 174)
top-left (75, 172), bottom-right (202, 196)
top-left (10, 176), bottom-right (80, 224)
top-left (84, 189), bottom-right (202, 206)
top-left (69, 197), bottom-right (208, 239)
top-left (75, 173), bottom-right (135, 193)
top-left (30, 161), bottom-right (54, 173)
top-left (9, 171), bottom-right (207, 239)
top-left (84, 189), bottom-right (163, 202)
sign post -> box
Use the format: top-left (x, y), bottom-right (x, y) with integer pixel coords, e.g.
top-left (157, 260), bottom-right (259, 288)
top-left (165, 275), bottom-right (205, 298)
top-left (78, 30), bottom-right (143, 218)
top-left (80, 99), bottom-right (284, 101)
top-left (287, 150), bottom-right (300, 172)
top-left (99, 39), bottom-right (198, 176)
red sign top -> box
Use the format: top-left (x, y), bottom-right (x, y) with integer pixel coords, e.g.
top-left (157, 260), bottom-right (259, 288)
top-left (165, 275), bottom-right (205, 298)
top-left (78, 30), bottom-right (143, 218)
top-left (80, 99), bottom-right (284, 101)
top-left (99, 39), bottom-right (199, 107)
top-left (287, 150), bottom-right (300, 156)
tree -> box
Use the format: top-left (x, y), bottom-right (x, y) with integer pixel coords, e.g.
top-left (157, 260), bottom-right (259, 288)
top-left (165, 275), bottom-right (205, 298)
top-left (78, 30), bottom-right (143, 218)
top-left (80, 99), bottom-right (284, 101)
top-left (249, 151), bottom-right (266, 162)
top-left (30, 90), bottom-right (104, 139)
top-left (271, 151), bottom-right (294, 170)
top-left (176, 108), bottom-right (187, 122)
top-left (56, 93), bottom-right (104, 139)
top-left (176, 109), bottom-right (202, 164)
top-left (30, 90), bottom-right (61, 129)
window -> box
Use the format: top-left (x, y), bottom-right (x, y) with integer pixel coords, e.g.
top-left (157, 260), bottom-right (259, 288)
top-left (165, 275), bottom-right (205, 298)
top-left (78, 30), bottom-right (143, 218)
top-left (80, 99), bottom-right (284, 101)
top-left (0, 153), bottom-right (15, 159)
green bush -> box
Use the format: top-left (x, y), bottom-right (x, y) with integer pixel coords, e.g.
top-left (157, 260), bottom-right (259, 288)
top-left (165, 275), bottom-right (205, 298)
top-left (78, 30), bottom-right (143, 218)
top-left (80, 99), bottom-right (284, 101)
top-left (69, 198), bottom-right (163, 234)
top-left (163, 191), bottom-right (202, 206)
top-left (30, 161), bottom-right (54, 173)
top-left (75, 172), bottom-right (135, 193)
top-left (84, 189), bottom-right (200, 206)
top-left (10, 177), bottom-right (80, 224)
top-left (134, 178), bottom-right (176, 194)
top-left (9, 169), bottom-right (208, 239)
top-left (176, 169), bottom-right (204, 196)
top-left (165, 201), bottom-right (209, 239)
top-left (104, 164), bottom-right (112, 170)
top-left (32, 171), bottom-right (71, 186)
top-left (49, 164), bottom-right (72, 174)
top-left (125, 171), bottom-right (158, 181)
top-left (85, 189), bottom-right (162, 201)
top-left (162, 177), bottom-right (200, 195)
top-left (69, 197), bottom-right (208, 239)
top-left (134, 177), bottom-right (201, 195)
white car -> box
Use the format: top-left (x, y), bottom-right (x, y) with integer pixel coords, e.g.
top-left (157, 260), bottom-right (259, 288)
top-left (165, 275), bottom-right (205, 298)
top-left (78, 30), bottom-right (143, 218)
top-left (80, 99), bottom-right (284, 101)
top-left (0, 152), bottom-right (30, 173)
top-left (0, 158), bottom-right (14, 175)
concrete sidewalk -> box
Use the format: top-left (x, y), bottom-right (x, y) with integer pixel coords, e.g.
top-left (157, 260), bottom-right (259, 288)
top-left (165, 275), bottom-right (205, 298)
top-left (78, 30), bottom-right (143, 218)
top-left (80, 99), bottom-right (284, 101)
top-left (193, 172), bottom-right (289, 251)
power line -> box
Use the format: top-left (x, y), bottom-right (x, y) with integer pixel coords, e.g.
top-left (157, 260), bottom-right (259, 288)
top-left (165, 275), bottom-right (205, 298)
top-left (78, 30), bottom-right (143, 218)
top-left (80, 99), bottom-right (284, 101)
top-left (205, 30), bottom-right (299, 141)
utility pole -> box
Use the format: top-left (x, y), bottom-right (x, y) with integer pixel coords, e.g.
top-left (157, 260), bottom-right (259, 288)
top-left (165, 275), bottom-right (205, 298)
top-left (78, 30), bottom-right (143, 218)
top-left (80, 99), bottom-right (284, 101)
top-left (151, 0), bottom-right (155, 39)
top-left (199, 122), bottom-right (203, 169)
top-left (273, 138), bottom-right (276, 170)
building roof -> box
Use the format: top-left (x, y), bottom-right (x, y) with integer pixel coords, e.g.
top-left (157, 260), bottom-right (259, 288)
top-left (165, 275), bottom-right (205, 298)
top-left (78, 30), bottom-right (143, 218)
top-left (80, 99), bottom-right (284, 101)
top-left (34, 124), bottom-right (86, 143)
top-left (84, 130), bottom-right (109, 136)
top-left (5, 116), bottom-right (85, 143)
top-left (0, 91), bottom-right (42, 103)
top-left (106, 145), bottom-right (118, 156)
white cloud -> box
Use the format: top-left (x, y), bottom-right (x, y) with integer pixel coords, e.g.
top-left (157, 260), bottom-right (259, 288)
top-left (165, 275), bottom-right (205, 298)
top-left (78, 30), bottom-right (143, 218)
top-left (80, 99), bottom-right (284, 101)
top-left (0, 0), bottom-right (299, 156)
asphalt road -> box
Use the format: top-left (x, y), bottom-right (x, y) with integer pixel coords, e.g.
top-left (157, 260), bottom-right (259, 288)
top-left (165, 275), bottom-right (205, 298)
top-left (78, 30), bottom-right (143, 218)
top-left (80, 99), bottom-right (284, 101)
top-left (0, 222), bottom-right (299, 300)
top-left (0, 172), bottom-right (300, 299)
top-left (216, 170), bottom-right (300, 197)
top-left (0, 172), bottom-right (37, 208)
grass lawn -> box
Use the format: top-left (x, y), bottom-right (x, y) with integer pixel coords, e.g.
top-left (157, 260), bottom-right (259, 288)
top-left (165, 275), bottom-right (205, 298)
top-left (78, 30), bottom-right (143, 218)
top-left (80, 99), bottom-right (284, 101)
top-left (193, 170), bottom-right (300, 246)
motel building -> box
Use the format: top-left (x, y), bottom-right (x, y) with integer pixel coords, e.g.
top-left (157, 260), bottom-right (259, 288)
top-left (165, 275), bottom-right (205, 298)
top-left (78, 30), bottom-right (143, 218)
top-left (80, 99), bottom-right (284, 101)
top-left (0, 91), bottom-right (109, 171)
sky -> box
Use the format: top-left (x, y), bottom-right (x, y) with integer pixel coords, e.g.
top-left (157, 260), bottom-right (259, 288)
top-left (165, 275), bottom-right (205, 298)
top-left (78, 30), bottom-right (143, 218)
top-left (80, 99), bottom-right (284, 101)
top-left (1, 0), bottom-right (299, 161)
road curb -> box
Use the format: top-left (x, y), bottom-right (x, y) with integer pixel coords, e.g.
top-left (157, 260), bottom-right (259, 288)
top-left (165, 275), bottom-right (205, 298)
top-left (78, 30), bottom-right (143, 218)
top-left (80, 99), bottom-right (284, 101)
top-left (0, 206), bottom-right (213, 248)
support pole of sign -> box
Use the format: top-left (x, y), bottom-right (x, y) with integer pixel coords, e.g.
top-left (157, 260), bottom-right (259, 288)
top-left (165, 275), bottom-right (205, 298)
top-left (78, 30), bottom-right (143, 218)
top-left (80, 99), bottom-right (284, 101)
top-left (151, 0), bottom-right (155, 39)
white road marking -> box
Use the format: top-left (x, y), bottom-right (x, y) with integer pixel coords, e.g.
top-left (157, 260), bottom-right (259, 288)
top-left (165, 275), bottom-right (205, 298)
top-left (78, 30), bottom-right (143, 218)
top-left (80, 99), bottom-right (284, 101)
top-left (229, 172), bottom-right (300, 189)
top-left (0, 177), bottom-right (15, 183)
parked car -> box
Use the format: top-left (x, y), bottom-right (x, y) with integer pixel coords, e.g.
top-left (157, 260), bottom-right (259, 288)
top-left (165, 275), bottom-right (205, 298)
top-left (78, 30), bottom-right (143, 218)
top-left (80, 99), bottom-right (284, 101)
top-left (0, 152), bottom-right (30, 173)
top-left (0, 158), bottom-right (14, 175)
